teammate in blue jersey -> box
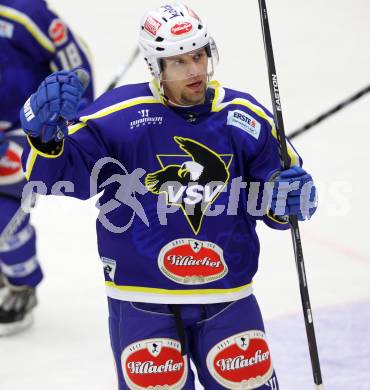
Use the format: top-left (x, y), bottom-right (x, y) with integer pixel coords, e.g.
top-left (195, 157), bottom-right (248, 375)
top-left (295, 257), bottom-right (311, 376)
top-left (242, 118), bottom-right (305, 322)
top-left (20, 2), bottom-right (317, 389)
top-left (0, 0), bottom-right (94, 335)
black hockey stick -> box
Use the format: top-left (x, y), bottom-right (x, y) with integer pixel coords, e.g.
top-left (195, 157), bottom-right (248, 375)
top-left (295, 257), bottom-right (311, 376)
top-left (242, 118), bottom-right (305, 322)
top-left (104, 47), bottom-right (140, 93)
top-left (289, 84), bottom-right (370, 139)
top-left (258, 1), bottom-right (323, 388)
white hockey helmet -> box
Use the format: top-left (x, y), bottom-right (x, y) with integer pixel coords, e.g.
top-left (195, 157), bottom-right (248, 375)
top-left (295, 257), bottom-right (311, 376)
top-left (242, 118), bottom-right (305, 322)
top-left (139, 2), bottom-right (219, 80)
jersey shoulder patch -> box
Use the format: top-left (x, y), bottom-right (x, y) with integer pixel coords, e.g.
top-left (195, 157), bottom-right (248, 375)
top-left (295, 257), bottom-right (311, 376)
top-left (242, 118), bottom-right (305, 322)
top-left (221, 88), bottom-right (273, 140)
top-left (227, 109), bottom-right (262, 140)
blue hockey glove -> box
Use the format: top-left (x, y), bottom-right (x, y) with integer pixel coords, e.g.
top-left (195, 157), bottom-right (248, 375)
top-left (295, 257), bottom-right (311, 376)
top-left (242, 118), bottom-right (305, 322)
top-left (0, 132), bottom-right (9, 158)
top-left (20, 69), bottom-right (89, 143)
top-left (271, 166), bottom-right (317, 221)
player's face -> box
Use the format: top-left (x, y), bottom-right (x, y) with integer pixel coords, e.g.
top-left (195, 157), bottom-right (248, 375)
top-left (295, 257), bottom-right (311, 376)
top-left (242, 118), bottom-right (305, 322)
top-left (161, 48), bottom-right (208, 106)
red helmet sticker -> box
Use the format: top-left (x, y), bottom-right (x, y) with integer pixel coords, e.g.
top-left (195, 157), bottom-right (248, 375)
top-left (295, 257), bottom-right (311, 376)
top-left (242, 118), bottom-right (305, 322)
top-left (158, 239), bottom-right (228, 284)
top-left (0, 141), bottom-right (23, 185)
top-left (49, 19), bottom-right (68, 46)
top-left (144, 16), bottom-right (162, 37)
top-left (171, 22), bottom-right (193, 36)
top-left (206, 330), bottom-right (274, 389)
top-left (121, 338), bottom-right (187, 390)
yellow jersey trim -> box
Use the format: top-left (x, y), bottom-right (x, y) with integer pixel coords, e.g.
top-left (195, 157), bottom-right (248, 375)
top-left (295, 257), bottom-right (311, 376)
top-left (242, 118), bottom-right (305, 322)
top-left (149, 79), bottom-right (166, 104)
top-left (24, 148), bottom-right (37, 181)
top-left (26, 136), bottom-right (65, 159)
top-left (79, 97), bottom-right (162, 122)
top-left (24, 137), bottom-right (65, 180)
top-left (68, 96), bottom-right (164, 135)
top-left (0, 5), bottom-right (55, 53)
top-left (267, 210), bottom-right (289, 225)
top-left (68, 122), bottom-right (87, 135)
top-left (105, 281), bottom-right (253, 295)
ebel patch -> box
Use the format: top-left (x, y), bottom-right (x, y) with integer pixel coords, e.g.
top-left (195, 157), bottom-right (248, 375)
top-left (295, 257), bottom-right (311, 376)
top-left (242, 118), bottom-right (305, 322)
top-left (101, 257), bottom-right (116, 281)
top-left (0, 20), bottom-right (14, 38)
top-left (227, 110), bottom-right (261, 140)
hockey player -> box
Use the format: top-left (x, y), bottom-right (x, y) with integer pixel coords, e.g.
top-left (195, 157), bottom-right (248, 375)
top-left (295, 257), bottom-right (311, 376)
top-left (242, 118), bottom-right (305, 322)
top-left (0, 0), bottom-right (94, 335)
top-left (19, 3), bottom-right (316, 389)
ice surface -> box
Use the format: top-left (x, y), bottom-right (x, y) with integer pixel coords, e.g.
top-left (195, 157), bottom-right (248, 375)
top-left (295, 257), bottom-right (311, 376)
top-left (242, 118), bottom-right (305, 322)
top-left (1, 1), bottom-right (370, 389)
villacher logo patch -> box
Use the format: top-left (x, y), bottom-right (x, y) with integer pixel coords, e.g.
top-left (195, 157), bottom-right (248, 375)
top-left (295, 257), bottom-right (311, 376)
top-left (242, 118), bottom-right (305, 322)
top-left (121, 338), bottom-right (187, 390)
top-left (206, 330), bottom-right (274, 389)
top-left (158, 238), bottom-right (228, 284)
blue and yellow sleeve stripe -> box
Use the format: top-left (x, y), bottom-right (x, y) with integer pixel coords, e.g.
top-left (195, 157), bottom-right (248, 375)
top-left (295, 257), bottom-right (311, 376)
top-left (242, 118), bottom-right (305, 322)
top-left (0, 5), bottom-right (55, 53)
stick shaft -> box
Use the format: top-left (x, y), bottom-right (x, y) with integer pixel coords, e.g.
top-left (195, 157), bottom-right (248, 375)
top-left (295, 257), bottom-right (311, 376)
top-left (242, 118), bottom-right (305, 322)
top-left (104, 47), bottom-right (140, 93)
top-left (258, 0), bottom-right (323, 386)
top-left (289, 85), bottom-right (370, 139)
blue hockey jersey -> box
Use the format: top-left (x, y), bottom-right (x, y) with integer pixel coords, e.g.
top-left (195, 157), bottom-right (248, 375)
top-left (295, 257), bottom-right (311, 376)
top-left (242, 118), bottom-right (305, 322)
top-left (22, 80), bottom-right (301, 304)
top-left (0, 0), bottom-right (94, 131)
